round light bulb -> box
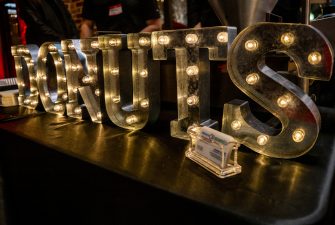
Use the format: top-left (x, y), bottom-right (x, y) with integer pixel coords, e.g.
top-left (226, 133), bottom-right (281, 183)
top-left (109, 38), bottom-right (120, 47)
top-left (90, 41), bottom-right (99, 49)
top-left (62, 93), bottom-right (68, 101)
top-left (97, 112), bottom-right (102, 120)
top-left (308, 51), bottom-right (322, 65)
top-left (245, 40), bottom-right (259, 51)
top-left (277, 95), bottom-right (291, 108)
top-left (217, 32), bottom-right (228, 43)
top-left (54, 104), bottom-right (64, 112)
top-left (95, 89), bottom-right (100, 96)
top-left (140, 99), bottom-right (149, 108)
top-left (231, 120), bottom-right (242, 130)
top-left (246, 73), bottom-right (259, 85)
top-left (257, 134), bottom-right (269, 146)
top-left (139, 37), bottom-right (151, 46)
top-left (292, 129), bottom-right (305, 143)
top-left (187, 95), bottom-right (199, 106)
top-left (82, 75), bottom-right (93, 84)
top-left (24, 98), bottom-right (31, 104)
top-left (139, 69), bottom-right (148, 78)
top-left (126, 115), bottom-right (138, 125)
top-left (186, 66), bottom-right (199, 76)
top-left (42, 57), bottom-right (47, 63)
top-left (158, 35), bottom-right (170, 45)
top-left (68, 43), bottom-right (75, 50)
top-left (31, 100), bottom-right (38, 105)
top-left (74, 106), bottom-right (82, 115)
top-left (185, 34), bottom-right (198, 44)
top-left (281, 32), bottom-right (295, 46)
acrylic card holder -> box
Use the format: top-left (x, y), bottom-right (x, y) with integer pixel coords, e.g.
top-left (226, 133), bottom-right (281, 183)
top-left (186, 125), bottom-right (241, 178)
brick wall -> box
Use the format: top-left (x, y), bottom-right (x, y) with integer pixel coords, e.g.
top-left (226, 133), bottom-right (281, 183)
top-left (63, 0), bottom-right (84, 29)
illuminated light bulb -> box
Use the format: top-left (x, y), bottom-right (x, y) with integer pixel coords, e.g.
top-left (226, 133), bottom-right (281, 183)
top-left (231, 120), bottom-right (242, 130)
top-left (31, 100), bottom-right (38, 105)
top-left (292, 129), bottom-right (305, 143)
top-left (110, 68), bottom-right (119, 75)
top-left (112, 96), bottom-right (120, 103)
top-left (62, 93), bottom-right (68, 101)
top-left (185, 33), bottom-right (198, 44)
top-left (139, 69), bottom-right (148, 78)
top-left (126, 115), bottom-right (138, 124)
top-left (62, 77), bottom-right (67, 82)
top-left (15, 65), bottom-right (22, 70)
top-left (48, 44), bottom-right (57, 51)
top-left (186, 66), bottom-right (199, 76)
top-left (139, 37), bottom-right (151, 46)
top-left (82, 75), bottom-right (93, 84)
top-left (257, 134), bottom-right (269, 146)
top-left (109, 38), bottom-right (121, 47)
top-left (97, 112), bottom-right (102, 120)
top-left (24, 98), bottom-right (31, 104)
top-left (281, 32), bottom-right (295, 46)
top-left (140, 99), bottom-right (149, 108)
top-left (217, 32), bottom-right (228, 43)
top-left (158, 35), bottom-right (170, 45)
top-left (53, 104), bottom-right (64, 112)
top-left (308, 51), bottom-right (322, 65)
top-left (95, 89), bottom-right (100, 96)
top-left (20, 82), bottom-right (25, 87)
top-left (71, 64), bottom-right (80, 72)
top-left (92, 65), bottom-right (98, 73)
top-left (68, 43), bottom-right (75, 50)
top-left (72, 88), bottom-right (78, 93)
top-left (90, 41), bottom-right (99, 49)
top-left (245, 40), bottom-right (259, 51)
top-left (74, 106), bottom-right (82, 115)
top-left (42, 57), bottom-right (47, 63)
top-left (277, 94), bottom-right (291, 108)
top-left (246, 73), bottom-right (260, 85)
top-left (187, 95), bottom-right (199, 106)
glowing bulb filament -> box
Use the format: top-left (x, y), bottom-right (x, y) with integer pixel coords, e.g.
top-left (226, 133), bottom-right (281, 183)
top-left (292, 129), bottom-right (305, 142)
top-left (140, 99), bottom-right (149, 108)
top-left (231, 120), bottom-right (242, 130)
top-left (217, 32), bottom-right (228, 43)
top-left (158, 35), bottom-right (170, 45)
top-left (245, 40), bottom-right (259, 51)
top-left (277, 95), bottom-right (291, 108)
top-left (126, 115), bottom-right (138, 125)
top-left (257, 135), bottom-right (269, 146)
top-left (246, 73), bottom-right (259, 85)
top-left (185, 34), bottom-right (198, 44)
top-left (186, 66), bottom-right (199, 76)
top-left (139, 37), bottom-right (151, 46)
top-left (308, 52), bottom-right (322, 65)
top-left (281, 32), bottom-right (295, 46)
top-left (187, 95), bottom-right (199, 106)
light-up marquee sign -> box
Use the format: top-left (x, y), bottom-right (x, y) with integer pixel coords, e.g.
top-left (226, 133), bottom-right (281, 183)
top-left (11, 23), bottom-right (334, 158)
top-left (222, 23), bottom-right (333, 158)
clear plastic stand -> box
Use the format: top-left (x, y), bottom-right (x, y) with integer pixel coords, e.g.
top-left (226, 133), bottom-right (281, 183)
top-left (186, 125), bottom-right (241, 178)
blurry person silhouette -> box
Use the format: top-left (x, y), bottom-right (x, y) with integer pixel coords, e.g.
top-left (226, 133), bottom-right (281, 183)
top-left (80, 0), bottom-right (162, 38)
top-left (16, 0), bottom-right (79, 46)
